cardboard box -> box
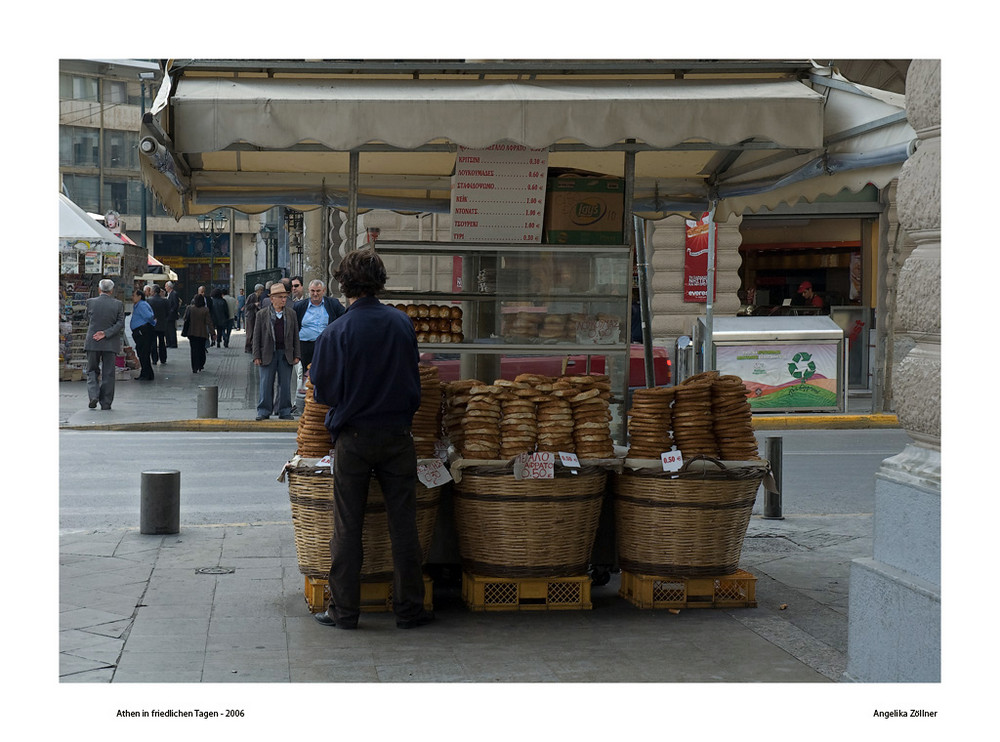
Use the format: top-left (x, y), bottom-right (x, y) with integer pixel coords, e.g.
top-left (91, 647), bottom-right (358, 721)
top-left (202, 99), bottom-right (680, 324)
top-left (543, 173), bottom-right (625, 245)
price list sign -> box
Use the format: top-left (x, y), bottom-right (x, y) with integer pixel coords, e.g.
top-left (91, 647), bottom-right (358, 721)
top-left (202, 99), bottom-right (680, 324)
top-left (450, 144), bottom-right (549, 243)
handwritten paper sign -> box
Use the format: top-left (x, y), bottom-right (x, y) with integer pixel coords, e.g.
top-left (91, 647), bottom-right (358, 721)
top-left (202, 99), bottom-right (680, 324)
top-left (418, 459), bottom-right (453, 488)
top-left (513, 451), bottom-right (555, 480)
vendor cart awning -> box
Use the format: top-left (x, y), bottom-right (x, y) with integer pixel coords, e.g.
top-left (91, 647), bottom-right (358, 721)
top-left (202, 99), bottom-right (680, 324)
top-left (139, 60), bottom-right (915, 221)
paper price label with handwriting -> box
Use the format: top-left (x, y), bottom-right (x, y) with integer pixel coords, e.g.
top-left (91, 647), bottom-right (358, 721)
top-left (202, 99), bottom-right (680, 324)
top-left (417, 459), bottom-right (453, 488)
top-left (513, 451), bottom-right (555, 480)
top-left (661, 449), bottom-right (684, 473)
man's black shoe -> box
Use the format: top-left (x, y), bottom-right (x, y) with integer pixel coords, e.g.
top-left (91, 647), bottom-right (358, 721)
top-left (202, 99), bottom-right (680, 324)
top-left (396, 610), bottom-right (435, 629)
top-left (88, 399), bottom-right (98, 409)
top-left (256, 415), bottom-right (268, 421)
top-left (313, 611), bottom-right (357, 629)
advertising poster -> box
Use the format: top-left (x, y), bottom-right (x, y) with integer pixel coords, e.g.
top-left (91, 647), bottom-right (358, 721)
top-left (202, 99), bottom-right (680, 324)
top-left (84, 251), bottom-right (103, 274)
top-left (716, 343), bottom-right (840, 409)
top-left (683, 212), bottom-right (716, 302)
top-left (61, 251), bottom-right (80, 274)
top-left (104, 252), bottom-right (122, 276)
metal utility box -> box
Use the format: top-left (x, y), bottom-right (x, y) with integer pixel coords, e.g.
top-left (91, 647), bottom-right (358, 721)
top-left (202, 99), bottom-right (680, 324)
top-left (696, 316), bottom-right (845, 413)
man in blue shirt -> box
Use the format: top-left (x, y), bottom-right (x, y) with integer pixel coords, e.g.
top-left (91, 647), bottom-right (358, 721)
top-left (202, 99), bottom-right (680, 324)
top-left (293, 279), bottom-right (346, 380)
top-left (309, 249), bottom-right (431, 631)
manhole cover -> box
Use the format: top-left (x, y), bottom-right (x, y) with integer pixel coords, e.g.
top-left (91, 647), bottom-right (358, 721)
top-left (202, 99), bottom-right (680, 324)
top-left (195, 567), bottom-right (235, 575)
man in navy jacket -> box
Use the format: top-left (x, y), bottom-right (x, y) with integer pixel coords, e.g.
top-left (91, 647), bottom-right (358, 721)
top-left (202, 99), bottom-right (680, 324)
top-left (308, 249), bottom-right (431, 631)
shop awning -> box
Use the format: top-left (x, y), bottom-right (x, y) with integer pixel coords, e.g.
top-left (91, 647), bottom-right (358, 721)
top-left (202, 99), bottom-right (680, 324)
top-left (139, 60), bottom-right (914, 221)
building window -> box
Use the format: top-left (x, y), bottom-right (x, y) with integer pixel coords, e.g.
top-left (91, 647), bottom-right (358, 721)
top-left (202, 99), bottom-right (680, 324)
top-left (60, 126), bottom-right (100, 168)
top-left (104, 129), bottom-right (138, 169)
top-left (60, 74), bottom-right (99, 102)
top-left (104, 179), bottom-right (130, 214)
top-left (103, 80), bottom-right (127, 105)
top-left (62, 175), bottom-right (100, 213)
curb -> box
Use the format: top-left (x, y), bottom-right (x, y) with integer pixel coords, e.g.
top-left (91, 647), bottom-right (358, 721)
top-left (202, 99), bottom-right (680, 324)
top-left (63, 414), bottom-right (898, 433)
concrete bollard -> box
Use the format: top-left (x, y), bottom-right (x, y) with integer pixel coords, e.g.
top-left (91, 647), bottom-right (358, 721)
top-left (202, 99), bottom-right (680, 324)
top-left (140, 470), bottom-right (180, 534)
top-left (197, 385), bottom-right (218, 418)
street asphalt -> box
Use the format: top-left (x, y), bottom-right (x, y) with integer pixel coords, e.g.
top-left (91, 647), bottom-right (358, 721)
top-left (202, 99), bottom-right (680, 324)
top-left (44, 328), bottom-right (957, 736)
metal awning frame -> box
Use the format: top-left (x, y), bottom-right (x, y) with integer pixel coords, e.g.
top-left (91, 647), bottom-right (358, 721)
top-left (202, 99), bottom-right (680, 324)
top-left (138, 60), bottom-right (916, 385)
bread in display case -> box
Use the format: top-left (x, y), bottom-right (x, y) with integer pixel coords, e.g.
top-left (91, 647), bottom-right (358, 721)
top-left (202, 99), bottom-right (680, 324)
top-left (375, 241), bottom-right (633, 442)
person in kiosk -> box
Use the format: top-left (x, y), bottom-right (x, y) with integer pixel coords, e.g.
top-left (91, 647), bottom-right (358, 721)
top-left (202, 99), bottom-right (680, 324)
top-left (792, 280), bottom-right (824, 309)
top-left (309, 248), bottom-right (433, 630)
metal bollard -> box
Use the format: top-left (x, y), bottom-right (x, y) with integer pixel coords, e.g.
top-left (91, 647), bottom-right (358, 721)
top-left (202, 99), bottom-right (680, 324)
top-left (763, 436), bottom-right (783, 519)
top-left (140, 470), bottom-right (180, 534)
top-left (197, 385), bottom-right (218, 418)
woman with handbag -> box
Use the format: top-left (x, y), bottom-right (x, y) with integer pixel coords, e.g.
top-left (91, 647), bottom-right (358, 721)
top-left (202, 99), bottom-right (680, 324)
top-left (184, 293), bottom-right (214, 373)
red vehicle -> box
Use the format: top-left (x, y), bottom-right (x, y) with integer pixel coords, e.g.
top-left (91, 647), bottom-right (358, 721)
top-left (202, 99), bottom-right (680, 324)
top-left (420, 344), bottom-right (671, 387)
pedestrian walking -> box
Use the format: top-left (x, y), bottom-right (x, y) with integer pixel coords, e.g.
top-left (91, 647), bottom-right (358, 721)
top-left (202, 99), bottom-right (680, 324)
top-left (147, 284), bottom-right (170, 365)
top-left (209, 288), bottom-right (229, 348)
top-left (244, 283), bottom-right (264, 353)
top-left (165, 281), bottom-right (181, 348)
top-left (236, 288), bottom-right (246, 330)
top-left (184, 293), bottom-right (214, 373)
top-left (309, 248), bottom-right (432, 630)
top-left (130, 289), bottom-right (156, 381)
top-left (252, 282), bottom-right (300, 421)
top-left (84, 278), bottom-right (125, 410)
top-left (223, 288), bottom-right (238, 346)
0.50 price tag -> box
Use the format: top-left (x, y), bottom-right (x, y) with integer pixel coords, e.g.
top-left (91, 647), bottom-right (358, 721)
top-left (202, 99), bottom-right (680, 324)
top-left (661, 449), bottom-right (684, 473)
top-left (513, 451), bottom-right (555, 480)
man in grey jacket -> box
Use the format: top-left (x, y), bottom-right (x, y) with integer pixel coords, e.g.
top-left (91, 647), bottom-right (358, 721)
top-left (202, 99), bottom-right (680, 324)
top-left (84, 279), bottom-right (125, 410)
top-left (251, 282), bottom-right (301, 421)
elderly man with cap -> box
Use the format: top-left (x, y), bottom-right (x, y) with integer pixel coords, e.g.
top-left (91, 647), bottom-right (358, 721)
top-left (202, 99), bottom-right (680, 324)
top-left (252, 282), bottom-right (301, 421)
top-left (793, 280), bottom-right (824, 309)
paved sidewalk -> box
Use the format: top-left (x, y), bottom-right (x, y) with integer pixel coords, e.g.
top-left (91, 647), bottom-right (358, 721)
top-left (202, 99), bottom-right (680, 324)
top-left (55, 329), bottom-right (931, 726)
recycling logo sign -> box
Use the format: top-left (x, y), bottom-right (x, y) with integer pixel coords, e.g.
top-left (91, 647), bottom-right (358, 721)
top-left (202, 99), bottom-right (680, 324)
top-left (787, 351), bottom-right (816, 381)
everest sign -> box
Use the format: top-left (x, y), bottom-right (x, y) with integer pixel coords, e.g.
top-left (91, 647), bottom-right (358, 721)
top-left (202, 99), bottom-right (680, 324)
top-left (684, 212), bottom-right (716, 303)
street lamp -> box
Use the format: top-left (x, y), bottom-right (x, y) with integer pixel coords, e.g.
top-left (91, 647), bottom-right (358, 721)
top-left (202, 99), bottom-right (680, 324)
top-left (284, 208), bottom-right (304, 277)
top-left (197, 209), bottom-right (229, 292)
top-left (259, 223), bottom-right (278, 269)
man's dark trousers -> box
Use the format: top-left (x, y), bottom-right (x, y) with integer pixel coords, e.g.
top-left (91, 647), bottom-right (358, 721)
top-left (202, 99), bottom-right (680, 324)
top-left (327, 426), bottom-right (425, 624)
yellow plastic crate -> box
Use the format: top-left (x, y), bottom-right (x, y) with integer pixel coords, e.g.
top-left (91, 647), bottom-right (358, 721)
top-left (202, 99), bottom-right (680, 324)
top-left (303, 575), bottom-right (433, 614)
top-left (619, 569), bottom-right (757, 609)
top-left (462, 572), bottom-right (592, 611)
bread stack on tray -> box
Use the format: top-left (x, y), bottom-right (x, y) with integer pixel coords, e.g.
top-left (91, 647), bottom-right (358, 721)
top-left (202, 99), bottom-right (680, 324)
top-left (296, 374), bottom-right (334, 457)
top-left (671, 371), bottom-right (720, 459)
top-left (459, 384), bottom-right (503, 459)
top-left (442, 379), bottom-right (481, 453)
top-left (412, 364), bottom-right (443, 458)
top-left (559, 374), bottom-right (615, 459)
top-left (626, 386), bottom-right (676, 459)
top-left (711, 375), bottom-right (759, 460)
top-left (495, 380), bottom-right (538, 458)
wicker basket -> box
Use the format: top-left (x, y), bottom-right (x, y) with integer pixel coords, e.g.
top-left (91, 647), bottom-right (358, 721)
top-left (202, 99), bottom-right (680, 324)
top-left (614, 457), bottom-right (766, 577)
top-left (453, 464), bottom-right (606, 578)
top-left (287, 469), bottom-right (441, 580)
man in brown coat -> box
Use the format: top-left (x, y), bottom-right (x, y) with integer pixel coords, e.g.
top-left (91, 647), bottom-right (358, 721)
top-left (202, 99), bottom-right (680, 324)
top-left (252, 282), bottom-right (300, 421)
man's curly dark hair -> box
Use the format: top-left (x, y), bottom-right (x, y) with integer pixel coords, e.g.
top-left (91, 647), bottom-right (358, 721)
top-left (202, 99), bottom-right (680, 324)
top-left (334, 248), bottom-right (387, 298)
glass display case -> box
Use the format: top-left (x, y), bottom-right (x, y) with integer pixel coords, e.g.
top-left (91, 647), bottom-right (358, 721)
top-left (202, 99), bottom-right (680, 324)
top-left (375, 241), bottom-right (634, 440)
